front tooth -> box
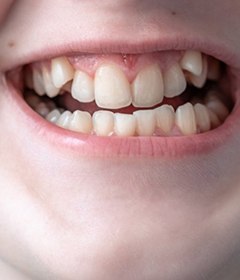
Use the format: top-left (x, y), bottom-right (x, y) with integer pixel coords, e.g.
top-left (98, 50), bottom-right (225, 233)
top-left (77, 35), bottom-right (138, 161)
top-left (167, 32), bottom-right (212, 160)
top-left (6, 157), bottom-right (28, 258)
top-left (163, 63), bottom-right (186, 98)
top-left (93, 110), bottom-right (114, 136)
top-left (133, 110), bottom-right (156, 136)
top-left (51, 57), bottom-right (74, 88)
top-left (155, 105), bottom-right (175, 134)
top-left (132, 64), bottom-right (164, 107)
top-left (180, 50), bottom-right (203, 76)
top-left (189, 56), bottom-right (208, 88)
top-left (194, 103), bottom-right (211, 132)
top-left (69, 110), bottom-right (92, 133)
top-left (95, 64), bottom-right (132, 109)
top-left (56, 111), bottom-right (72, 128)
top-left (176, 103), bottom-right (197, 135)
top-left (42, 66), bottom-right (60, 98)
top-left (46, 109), bottom-right (61, 123)
top-left (33, 68), bottom-right (45, 96)
top-left (114, 113), bottom-right (136, 136)
top-left (71, 70), bottom-right (94, 103)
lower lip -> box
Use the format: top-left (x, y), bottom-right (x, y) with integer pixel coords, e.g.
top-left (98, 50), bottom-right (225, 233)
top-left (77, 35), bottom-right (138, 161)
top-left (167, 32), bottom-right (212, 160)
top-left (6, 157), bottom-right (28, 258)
top-left (4, 76), bottom-right (240, 158)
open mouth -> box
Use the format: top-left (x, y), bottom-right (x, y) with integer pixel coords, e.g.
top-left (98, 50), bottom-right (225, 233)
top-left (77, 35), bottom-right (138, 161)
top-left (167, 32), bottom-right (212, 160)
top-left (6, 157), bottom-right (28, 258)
top-left (6, 50), bottom-right (234, 139)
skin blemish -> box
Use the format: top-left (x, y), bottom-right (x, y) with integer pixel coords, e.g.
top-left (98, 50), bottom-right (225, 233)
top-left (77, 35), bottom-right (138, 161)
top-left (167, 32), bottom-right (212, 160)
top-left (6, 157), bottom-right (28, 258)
top-left (171, 11), bottom-right (177, 16)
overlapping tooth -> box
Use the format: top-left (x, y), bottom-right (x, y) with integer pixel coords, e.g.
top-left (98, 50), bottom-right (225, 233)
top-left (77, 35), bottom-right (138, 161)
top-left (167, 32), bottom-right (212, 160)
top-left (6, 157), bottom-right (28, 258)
top-left (69, 110), bottom-right (92, 133)
top-left (114, 113), bottom-right (136, 136)
top-left (56, 111), bottom-right (72, 128)
top-left (155, 105), bottom-right (175, 134)
top-left (132, 64), bottom-right (164, 107)
top-left (176, 103), bottom-right (197, 135)
top-left (33, 68), bottom-right (45, 96)
top-left (46, 109), bottom-right (61, 123)
top-left (194, 103), bottom-right (211, 132)
top-left (189, 55), bottom-right (208, 88)
top-left (133, 110), bottom-right (156, 136)
top-left (51, 57), bottom-right (74, 88)
top-left (95, 64), bottom-right (132, 109)
top-left (163, 63), bottom-right (186, 98)
top-left (42, 66), bottom-right (60, 98)
top-left (93, 110), bottom-right (114, 136)
top-left (180, 50), bottom-right (203, 76)
top-left (71, 71), bottom-right (94, 103)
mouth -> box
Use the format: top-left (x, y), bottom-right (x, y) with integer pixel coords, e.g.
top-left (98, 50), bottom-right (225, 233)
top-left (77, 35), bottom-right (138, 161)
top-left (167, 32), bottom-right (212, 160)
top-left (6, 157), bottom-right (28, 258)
top-left (3, 47), bottom-right (239, 156)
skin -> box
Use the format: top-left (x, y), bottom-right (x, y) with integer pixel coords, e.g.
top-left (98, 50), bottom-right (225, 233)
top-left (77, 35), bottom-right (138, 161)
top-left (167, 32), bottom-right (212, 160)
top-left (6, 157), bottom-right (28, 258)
top-left (0, 1), bottom-right (240, 279)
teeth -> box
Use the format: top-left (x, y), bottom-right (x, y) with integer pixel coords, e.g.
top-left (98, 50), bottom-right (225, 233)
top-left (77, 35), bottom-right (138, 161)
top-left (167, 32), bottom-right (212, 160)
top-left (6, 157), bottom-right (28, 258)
top-left (33, 68), bottom-right (45, 96)
top-left (194, 103), bottom-right (211, 132)
top-left (163, 63), bottom-right (187, 98)
top-left (56, 111), bottom-right (72, 128)
top-left (69, 110), bottom-right (92, 133)
top-left (35, 102), bottom-right (50, 117)
top-left (133, 110), bottom-right (156, 136)
top-left (42, 66), bottom-right (60, 98)
top-left (71, 70), bottom-right (94, 103)
top-left (95, 64), bottom-right (132, 109)
top-left (188, 56), bottom-right (208, 88)
top-left (51, 57), bottom-right (74, 88)
top-left (205, 98), bottom-right (229, 121)
top-left (207, 109), bottom-right (221, 128)
top-left (46, 109), bottom-right (61, 123)
top-left (93, 110), bottom-right (114, 136)
top-left (180, 50), bottom-right (203, 76)
top-left (132, 64), bottom-right (164, 107)
top-left (114, 113), bottom-right (136, 136)
top-left (155, 105), bottom-right (175, 134)
top-left (176, 102), bottom-right (197, 135)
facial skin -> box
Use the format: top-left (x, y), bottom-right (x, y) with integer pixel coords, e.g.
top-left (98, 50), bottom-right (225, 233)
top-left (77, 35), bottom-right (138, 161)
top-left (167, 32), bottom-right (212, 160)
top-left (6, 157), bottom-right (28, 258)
top-left (0, 1), bottom-right (240, 279)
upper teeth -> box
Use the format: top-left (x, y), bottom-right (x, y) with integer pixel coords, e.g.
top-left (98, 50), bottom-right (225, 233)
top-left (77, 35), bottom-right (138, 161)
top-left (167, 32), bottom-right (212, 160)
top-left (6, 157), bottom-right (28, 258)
top-left (30, 50), bottom-right (219, 110)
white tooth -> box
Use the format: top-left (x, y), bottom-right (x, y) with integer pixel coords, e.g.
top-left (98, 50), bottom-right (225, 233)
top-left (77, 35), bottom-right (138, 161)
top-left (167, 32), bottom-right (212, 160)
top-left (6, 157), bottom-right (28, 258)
top-left (133, 110), bottom-right (156, 136)
top-left (56, 111), bottom-right (72, 128)
top-left (207, 108), bottom-right (221, 128)
top-left (42, 66), bottom-right (60, 98)
top-left (205, 98), bottom-right (229, 121)
top-left (69, 110), bottom-right (92, 133)
top-left (35, 102), bottom-right (50, 117)
top-left (93, 111), bottom-right (114, 136)
top-left (114, 113), bottom-right (136, 136)
top-left (163, 63), bottom-right (187, 98)
top-left (51, 57), bottom-right (74, 88)
top-left (71, 70), bottom-right (94, 103)
top-left (155, 105), bottom-right (175, 134)
top-left (33, 68), bottom-right (45, 96)
top-left (132, 64), bottom-right (164, 107)
top-left (180, 50), bottom-right (203, 76)
top-left (176, 102), bottom-right (197, 135)
top-left (95, 64), bottom-right (132, 109)
top-left (207, 57), bottom-right (221, 80)
top-left (189, 56), bottom-right (208, 88)
top-left (194, 103), bottom-right (211, 132)
top-left (46, 109), bottom-right (61, 123)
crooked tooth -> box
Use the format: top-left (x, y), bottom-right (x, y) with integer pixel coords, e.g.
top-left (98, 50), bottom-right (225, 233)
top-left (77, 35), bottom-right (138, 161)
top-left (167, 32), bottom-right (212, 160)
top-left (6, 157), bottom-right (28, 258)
top-left (132, 64), bottom-right (164, 107)
top-left (56, 111), bottom-right (72, 128)
top-left (93, 111), bottom-right (114, 136)
top-left (133, 110), bottom-right (156, 136)
top-left (180, 50), bottom-right (203, 76)
top-left (33, 68), bottom-right (45, 96)
top-left (42, 66), bottom-right (60, 98)
top-left (95, 64), bottom-right (132, 109)
top-left (163, 63), bottom-right (186, 98)
top-left (46, 109), bottom-right (61, 123)
top-left (69, 110), bottom-right (92, 133)
top-left (71, 70), bottom-right (94, 103)
top-left (189, 56), bottom-right (208, 88)
top-left (51, 57), bottom-right (74, 88)
top-left (176, 102), bottom-right (197, 135)
top-left (114, 113), bottom-right (136, 136)
top-left (194, 103), bottom-right (211, 132)
top-left (155, 105), bottom-right (175, 134)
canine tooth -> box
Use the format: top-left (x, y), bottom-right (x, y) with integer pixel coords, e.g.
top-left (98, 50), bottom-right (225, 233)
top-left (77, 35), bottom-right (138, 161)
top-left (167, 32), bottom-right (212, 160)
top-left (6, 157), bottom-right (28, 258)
top-left (180, 50), bottom-right (203, 76)
top-left (72, 71), bottom-right (94, 103)
top-left (95, 64), bottom-right (132, 109)
top-left (205, 99), bottom-right (229, 121)
top-left (176, 103), bottom-right (197, 135)
top-left (33, 69), bottom-right (45, 96)
top-left (132, 64), bottom-right (164, 107)
top-left (35, 102), bottom-right (50, 117)
top-left (189, 56), bottom-right (208, 88)
top-left (133, 110), bottom-right (156, 136)
top-left (42, 66), bottom-right (60, 98)
top-left (51, 57), bottom-right (74, 88)
top-left (163, 63), bottom-right (186, 98)
top-left (114, 113), bottom-right (136, 136)
top-left (207, 57), bottom-right (221, 80)
top-left (69, 110), bottom-right (92, 133)
top-left (56, 111), bottom-right (72, 128)
top-left (194, 103), bottom-right (211, 132)
top-left (93, 111), bottom-right (114, 136)
top-left (155, 105), bottom-right (175, 134)
top-left (46, 109), bottom-right (61, 123)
